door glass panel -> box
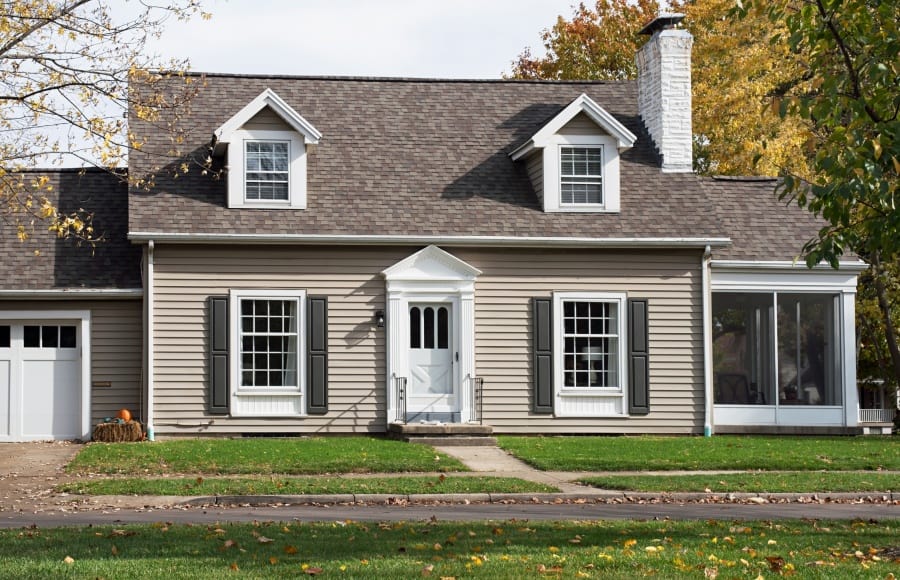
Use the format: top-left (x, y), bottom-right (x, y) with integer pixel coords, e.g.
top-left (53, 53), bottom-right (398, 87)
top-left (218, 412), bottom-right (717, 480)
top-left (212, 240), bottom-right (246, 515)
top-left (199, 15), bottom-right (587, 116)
top-left (777, 294), bottom-right (840, 405)
top-left (41, 325), bottom-right (59, 348)
top-left (437, 307), bottom-right (448, 349)
top-left (712, 293), bottom-right (775, 404)
top-left (0, 325), bottom-right (9, 348)
top-left (409, 307), bottom-right (421, 349)
top-left (24, 325), bottom-right (40, 348)
top-left (60, 326), bottom-right (77, 348)
top-left (423, 307), bottom-right (435, 349)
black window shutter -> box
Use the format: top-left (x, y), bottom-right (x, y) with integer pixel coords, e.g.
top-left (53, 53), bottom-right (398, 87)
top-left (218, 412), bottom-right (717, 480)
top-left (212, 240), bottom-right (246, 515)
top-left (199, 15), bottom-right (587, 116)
top-left (208, 296), bottom-right (230, 415)
top-left (307, 296), bottom-right (328, 415)
top-left (532, 297), bottom-right (554, 414)
top-left (628, 298), bottom-right (650, 415)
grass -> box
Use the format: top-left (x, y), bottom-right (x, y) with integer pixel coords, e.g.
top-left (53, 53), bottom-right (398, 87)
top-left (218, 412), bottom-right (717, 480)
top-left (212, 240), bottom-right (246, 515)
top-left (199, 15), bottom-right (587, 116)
top-left (67, 437), bottom-right (468, 475)
top-left (498, 435), bottom-right (900, 471)
top-left (580, 472), bottom-right (899, 493)
top-left (58, 475), bottom-right (557, 496)
top-left (0, 519), bottom-right (896, 578)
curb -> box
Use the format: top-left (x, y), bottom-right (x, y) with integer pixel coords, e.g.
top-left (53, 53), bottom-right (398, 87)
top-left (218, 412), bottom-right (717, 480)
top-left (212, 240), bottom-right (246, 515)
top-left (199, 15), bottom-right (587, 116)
top-left (88, 491), bottom-right (900, 508)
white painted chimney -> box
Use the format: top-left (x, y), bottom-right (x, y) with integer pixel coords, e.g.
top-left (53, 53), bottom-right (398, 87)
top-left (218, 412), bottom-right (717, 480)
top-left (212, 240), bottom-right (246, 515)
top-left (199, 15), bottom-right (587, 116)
top-left (636, 14), bottom-right (693, 173)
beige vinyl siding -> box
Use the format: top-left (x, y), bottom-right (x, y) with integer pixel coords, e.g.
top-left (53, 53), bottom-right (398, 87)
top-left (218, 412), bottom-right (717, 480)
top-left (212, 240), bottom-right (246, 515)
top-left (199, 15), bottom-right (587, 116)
top-left (151, 245), bottom-right (702, 435)
top-left (558, 112), bottom-right (601, 135)
top-left (453, 248), bottom-right (702, 434)
top-left (242, 108), bottom-right (293, 131)
top-left (0, 299), bottom-right (143, 425)
top-left (524, 153), bottom-right (543, 204)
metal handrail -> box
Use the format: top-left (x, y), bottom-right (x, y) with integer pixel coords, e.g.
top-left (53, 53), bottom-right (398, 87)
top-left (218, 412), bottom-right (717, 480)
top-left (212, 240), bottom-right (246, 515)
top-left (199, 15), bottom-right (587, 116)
top-left (393, 375), bottom-right (407, 424)
top-left (471, 375), bottom-right (484, 425)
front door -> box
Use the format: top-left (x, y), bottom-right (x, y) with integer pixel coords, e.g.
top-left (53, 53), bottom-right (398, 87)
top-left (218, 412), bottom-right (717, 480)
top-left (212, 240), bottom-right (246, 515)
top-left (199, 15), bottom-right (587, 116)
top-left (407, 303), bottom-right (458, 422)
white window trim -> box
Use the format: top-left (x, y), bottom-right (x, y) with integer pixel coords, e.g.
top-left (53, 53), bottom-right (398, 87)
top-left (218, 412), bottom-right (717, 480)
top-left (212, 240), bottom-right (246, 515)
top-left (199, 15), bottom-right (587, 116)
top-left (552, 292), bottom-right (629, 418)
top-left (229, 289), bottom-right (306, 417)
top-left (543, 134), bottom-right (621, 213)
top-left (227, 129), bottom-right (308, 210)
top-left (559, 144), bottom-right (604, 207)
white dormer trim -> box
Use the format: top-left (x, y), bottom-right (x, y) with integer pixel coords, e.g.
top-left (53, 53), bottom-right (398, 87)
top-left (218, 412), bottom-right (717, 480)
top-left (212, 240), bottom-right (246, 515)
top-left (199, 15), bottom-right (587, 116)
top-left (213, 89), bottom-right (321, 210)
top-left (509, 94), bottom-right (636, 161)
top-left (510, 94), bottom-right (633, 214)
top-left (214, 88), bottom-right (321, 151)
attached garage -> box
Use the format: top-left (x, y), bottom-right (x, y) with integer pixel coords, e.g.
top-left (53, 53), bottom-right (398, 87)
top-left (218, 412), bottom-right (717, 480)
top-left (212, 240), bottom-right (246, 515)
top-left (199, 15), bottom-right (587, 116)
top-left (0, 311), bottom-right (91, 442)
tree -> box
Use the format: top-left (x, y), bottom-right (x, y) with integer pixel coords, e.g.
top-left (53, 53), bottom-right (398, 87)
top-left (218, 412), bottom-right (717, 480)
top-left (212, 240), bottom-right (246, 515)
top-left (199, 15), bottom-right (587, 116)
top-left (508, 0), bottom-right (812, 177)
top-left (738, 0), bottom-right (900, 384)
top-left (509, 0), bottom-right (660, 81)
top-left (0, 0), bottom-right (209, 243)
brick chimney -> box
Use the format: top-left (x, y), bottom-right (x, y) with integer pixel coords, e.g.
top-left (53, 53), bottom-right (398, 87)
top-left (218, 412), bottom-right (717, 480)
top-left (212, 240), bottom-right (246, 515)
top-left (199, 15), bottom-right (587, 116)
top-left (636, 14), bottom-right (693, 173)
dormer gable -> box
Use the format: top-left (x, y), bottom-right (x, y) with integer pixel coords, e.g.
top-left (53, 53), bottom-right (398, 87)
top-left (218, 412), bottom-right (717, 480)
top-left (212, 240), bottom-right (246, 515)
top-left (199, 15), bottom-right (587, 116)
top-left (510, 94), bottom-right (636, 214)
top-left (213, 89), bottom-right (321, 210)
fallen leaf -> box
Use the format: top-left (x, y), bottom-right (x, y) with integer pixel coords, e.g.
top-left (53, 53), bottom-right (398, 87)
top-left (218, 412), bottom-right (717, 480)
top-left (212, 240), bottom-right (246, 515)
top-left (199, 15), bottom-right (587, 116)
top-left (305, 567), bottom-right (323, 575)
top-left (766, 556), bottom-right (785, 572)
top-left (422, 564), bottom-right (434, 576)
top-left (284, 545), bottom-right (298, 555)
top-left (63, 556), bottom-right (75, 565)
top-left (224, 539), bottom-right (237, 549)
top-left (229, 563), bottom-right (239, 571)
top-left (269, 556), bottom-right (278, 565)
top-left (111, 545), bottom-right (118, 556)
top-left (624, 539), bottom-right (637, 548)
top-left (704, 566), bottom-right (718, 579)
top-left (258, 536), bottom-right (274, 544)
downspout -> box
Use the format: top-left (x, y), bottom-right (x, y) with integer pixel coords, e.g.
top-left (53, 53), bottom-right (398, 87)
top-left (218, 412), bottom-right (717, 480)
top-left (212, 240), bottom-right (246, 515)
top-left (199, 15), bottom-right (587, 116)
top-left (146, 240), bottom-right (156, 441)
top-left (702, 244), bottom-right (714, 436)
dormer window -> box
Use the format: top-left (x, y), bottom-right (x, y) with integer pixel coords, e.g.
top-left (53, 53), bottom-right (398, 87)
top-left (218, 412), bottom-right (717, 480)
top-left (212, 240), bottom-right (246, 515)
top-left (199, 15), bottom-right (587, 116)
top-left (246, 141), bottom-right (290, 201)
top-left (560, 146), bottom-right (603, 205)
top-left (509, 94), bottom-right (636, 214)
top-left (214, 88), bottom-right (321, 210)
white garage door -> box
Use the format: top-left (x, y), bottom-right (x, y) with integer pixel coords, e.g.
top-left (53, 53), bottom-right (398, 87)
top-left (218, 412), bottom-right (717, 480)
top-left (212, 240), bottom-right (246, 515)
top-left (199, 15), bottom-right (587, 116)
top-left (0, 322), bottom-right (83, 441)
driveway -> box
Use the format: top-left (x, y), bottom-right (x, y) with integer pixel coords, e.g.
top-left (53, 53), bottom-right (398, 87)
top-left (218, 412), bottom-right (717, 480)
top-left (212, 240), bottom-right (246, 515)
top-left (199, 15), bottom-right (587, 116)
top-left (0, 441), bottom-right (81, 513)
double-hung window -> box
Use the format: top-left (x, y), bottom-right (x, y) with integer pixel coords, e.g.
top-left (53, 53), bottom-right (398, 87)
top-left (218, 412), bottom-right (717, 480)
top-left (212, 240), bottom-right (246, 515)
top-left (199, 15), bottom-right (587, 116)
top-left (245, 141), bottom-right (290, 201)
top-left (560, 146), bottom-right (603, 205)
top-left (229, 289), bottom-right (306, 416)
top-left (552, 292), bottom-right (629, 416)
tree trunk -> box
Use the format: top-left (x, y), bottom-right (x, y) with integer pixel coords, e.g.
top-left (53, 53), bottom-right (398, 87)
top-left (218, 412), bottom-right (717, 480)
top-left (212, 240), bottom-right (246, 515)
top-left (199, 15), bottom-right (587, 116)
top-left (871, 252), bottom-right (900, 383)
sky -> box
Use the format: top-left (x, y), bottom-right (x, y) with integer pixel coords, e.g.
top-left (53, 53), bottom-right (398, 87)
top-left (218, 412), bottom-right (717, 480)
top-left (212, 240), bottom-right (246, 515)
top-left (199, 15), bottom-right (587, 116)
top-left (141, 0), bottom-right (578, 78)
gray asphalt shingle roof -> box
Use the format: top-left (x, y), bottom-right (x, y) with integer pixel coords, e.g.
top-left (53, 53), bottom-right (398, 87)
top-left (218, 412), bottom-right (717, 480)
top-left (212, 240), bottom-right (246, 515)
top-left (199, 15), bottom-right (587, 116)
top-left (0, 169), bottom-right (141, 290)
top-left (115, 73), bottom-right (825, 262)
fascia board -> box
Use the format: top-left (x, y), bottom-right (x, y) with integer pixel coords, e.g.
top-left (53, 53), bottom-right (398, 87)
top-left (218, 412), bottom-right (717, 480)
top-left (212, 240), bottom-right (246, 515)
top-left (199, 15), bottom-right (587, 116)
top-left (129, 231), bottom-right (732, 249)
top-left (530, 94), bottom-right (636, 151)
top-left (214, 88), bottom-right (322, 146)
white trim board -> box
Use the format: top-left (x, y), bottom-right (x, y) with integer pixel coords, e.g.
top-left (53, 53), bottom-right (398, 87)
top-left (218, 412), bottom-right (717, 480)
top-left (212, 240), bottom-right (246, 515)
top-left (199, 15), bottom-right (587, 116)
top-left (0, 309), bottom-right (92, 441)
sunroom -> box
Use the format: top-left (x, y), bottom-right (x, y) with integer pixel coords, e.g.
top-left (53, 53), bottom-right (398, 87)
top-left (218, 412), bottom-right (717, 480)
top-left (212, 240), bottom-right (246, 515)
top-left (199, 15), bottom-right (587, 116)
top-left (710, 263), bottom-right (863, 431)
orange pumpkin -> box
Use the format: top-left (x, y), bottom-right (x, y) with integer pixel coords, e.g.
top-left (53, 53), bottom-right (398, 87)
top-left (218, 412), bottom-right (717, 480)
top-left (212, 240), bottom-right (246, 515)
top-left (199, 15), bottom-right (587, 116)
top-left (117, 408), bottom-right (132, 422)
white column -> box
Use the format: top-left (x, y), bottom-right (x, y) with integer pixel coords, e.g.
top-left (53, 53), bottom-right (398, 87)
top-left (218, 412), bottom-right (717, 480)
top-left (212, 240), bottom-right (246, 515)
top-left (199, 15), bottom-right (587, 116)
top-left (459, 288), bottom-right (476, 422)
top-left (842, 290), bottom-right (859, 427)
top-left (385, 287), bottom-right (407, 423)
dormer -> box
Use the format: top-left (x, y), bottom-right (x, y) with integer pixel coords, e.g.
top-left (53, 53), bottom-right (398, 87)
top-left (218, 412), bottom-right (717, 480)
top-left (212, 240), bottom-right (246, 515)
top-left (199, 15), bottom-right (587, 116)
top-left (213, 89), bottom-right (321, 209)
top-left (510, 94), bottom-right (636, 213)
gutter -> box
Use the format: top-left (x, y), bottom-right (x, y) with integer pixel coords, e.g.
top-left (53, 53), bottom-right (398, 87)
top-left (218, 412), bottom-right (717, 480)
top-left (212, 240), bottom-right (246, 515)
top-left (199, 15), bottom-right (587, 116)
top-left (128, 232), bottom-right (732, 249)
top-left (702, 245), bottom-right (714, 437)
top-left (146, 240), bottom-right (155, 441)
top-left (0, 289), bottom-right (142, 299)
top-left (711, 260), bottom-right (868, 272)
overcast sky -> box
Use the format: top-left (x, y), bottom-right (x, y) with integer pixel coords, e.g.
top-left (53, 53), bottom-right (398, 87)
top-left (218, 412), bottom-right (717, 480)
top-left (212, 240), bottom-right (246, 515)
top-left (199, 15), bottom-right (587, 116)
top-left (143, 0), bottom-right (577, 78)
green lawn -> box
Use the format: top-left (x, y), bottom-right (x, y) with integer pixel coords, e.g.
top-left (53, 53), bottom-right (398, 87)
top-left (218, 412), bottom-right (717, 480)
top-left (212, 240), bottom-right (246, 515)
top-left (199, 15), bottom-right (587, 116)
top-left (0, 519), bottom-right (896, 578)
top-left (581, 472), bottom-right (899, 493)
top-left (67, 438), bottom-right (468, 475)
top-left (498, 435), bottom-right (900, 471)
top-left (58, 475), bottom-right (557, 496)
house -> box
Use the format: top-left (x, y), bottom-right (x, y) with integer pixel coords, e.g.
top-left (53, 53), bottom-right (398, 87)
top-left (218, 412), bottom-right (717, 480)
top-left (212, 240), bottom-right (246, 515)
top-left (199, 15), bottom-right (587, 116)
top-left (0, 15), bottom-right (888, 442)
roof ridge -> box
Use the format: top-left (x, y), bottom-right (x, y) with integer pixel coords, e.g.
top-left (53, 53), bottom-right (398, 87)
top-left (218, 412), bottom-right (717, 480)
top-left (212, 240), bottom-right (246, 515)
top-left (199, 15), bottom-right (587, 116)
top-left (172, 70), bottom-right (636, 85)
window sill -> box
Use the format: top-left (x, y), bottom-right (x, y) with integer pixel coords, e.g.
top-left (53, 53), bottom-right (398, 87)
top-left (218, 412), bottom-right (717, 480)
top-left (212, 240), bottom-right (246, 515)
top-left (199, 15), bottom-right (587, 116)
top-left (546, 205), bottom-right (617, 213)
top-left (234, 390), bottom-right (302, 397)
top-left (229, 200), bottom-right (298, 210)
top-left (558, 389), bottom-right (624, 397)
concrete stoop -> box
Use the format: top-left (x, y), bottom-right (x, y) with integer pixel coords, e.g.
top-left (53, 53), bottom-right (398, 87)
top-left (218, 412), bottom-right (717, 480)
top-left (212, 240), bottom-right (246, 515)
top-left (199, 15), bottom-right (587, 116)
top-left (387, 423), bottom-right (496, 446)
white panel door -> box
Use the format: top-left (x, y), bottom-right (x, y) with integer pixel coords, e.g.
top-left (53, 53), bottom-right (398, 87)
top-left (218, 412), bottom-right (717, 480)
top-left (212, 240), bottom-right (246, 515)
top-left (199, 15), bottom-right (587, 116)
top-left (407, 303), bottom-right (457, 420)
top-left (0, 324), bottom-right (11, 438)
top-left (0, 322), bottom-right (82, 441)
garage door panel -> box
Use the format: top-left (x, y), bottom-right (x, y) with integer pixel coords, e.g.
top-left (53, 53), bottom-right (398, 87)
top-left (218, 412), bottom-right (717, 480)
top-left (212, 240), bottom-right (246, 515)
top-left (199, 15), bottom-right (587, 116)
top-left (0, 359), bottom-right (9, 438)
top-left (21, 359), bottom-right (80, 438)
